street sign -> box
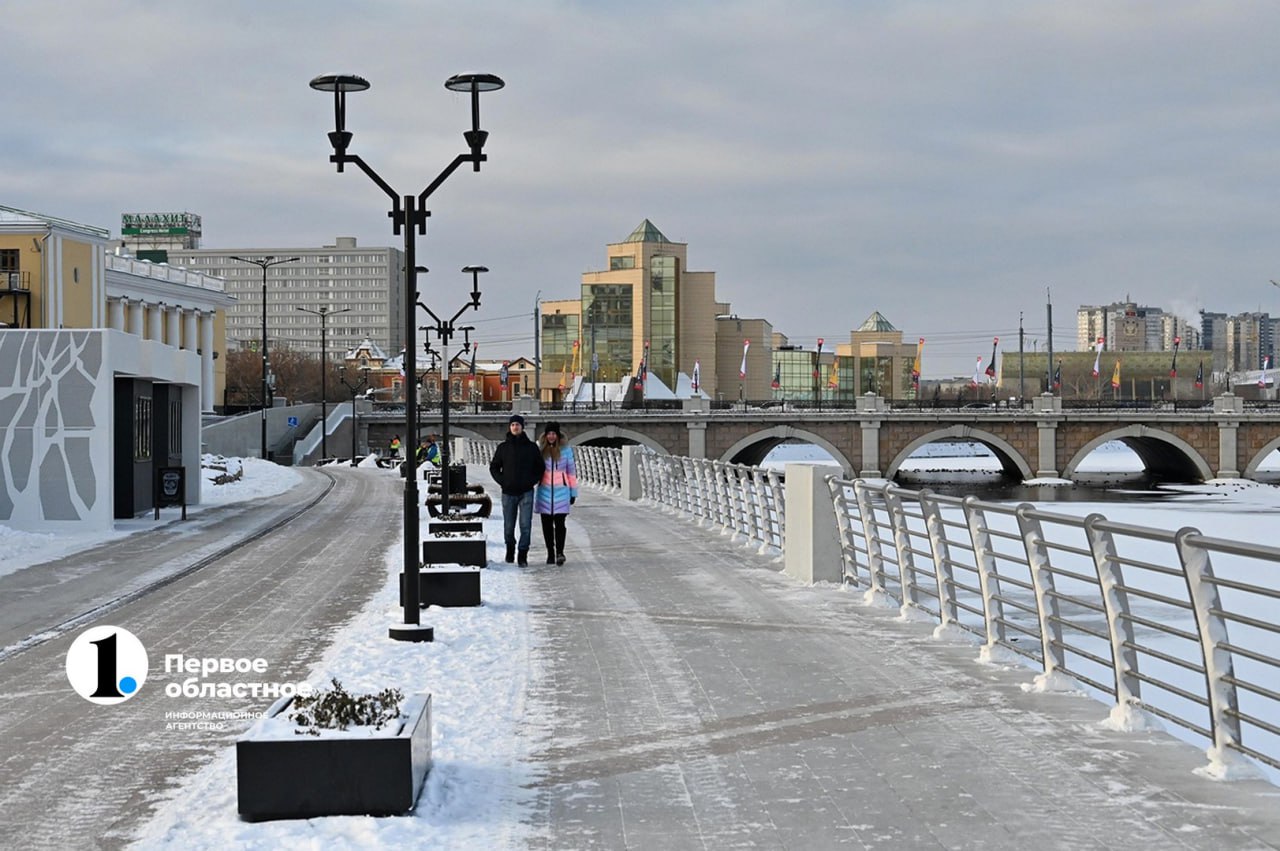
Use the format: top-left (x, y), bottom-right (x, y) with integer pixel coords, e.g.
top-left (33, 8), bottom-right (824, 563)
top-left (287, 416), bottom-right (299, 428)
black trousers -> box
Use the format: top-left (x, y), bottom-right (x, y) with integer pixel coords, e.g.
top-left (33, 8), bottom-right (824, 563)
top-left (540, 513), bottom-right (566, 555)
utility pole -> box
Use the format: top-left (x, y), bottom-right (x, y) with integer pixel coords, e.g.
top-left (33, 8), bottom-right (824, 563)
top-left (1046, 288), bottom-right (1054, 395)
top-left (1018, 311), bottom-right (1025, 405)
top-left (533, 290), bottom-right (541, 403)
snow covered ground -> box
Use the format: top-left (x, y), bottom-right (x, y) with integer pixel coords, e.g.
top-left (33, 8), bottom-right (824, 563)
top-left (3, 448), bottom-right (1279, 846)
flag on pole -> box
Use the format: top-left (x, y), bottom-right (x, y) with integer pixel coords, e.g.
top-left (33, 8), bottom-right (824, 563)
top-left (399, 347), bottom-right (406, 379)
top-left (1194, 360), bottom-right (1203, 389)
top-left (692, 359), bottom-right (701, 393)
top-left (984, 337), bottom-right (998, 380)
top-left (771, 361), bottom-right (780, 390)
top-left (1260, 355), bottom-right (1271, 387)
top-left (828, 357), bottom-right (840, 389)
top-left (911, 338), bottom-right (923, 390)
top-left (814, 338), bottom-right (824, 380)
top-left (971, 357), bottom-right (983, 388)
top-left (1111, 360), bottom-right (1121, 390)
top-left (1053, 361), bottom-right (1062, 390)
top-left (739, 339), bottom-right (750, 379)
top-left (1091, 337), bottom-right (1102, 378)
top-left (1170, 335), bottom-right (1181, 378)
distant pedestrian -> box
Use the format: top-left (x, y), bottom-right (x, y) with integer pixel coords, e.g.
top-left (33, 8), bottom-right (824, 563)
top-left (389, 435), bottom-right (402, 459)
top-left (488, 414), bottom-right (543, 566)
top-left (535, 421), bottom-right (578, 565)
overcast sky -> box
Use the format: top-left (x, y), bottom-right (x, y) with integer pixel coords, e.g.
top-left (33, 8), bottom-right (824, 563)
top-left (7, 1), bottom-right (1280, 377)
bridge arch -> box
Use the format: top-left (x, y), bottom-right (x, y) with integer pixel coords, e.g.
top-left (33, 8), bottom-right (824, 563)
top-left (1063, 425), bottom-right (1212, 483)
top-left (720, 427), bottom-right (854, 475)
top-left (1242, 435), bottom-right (1280, 480)
top-left (571, 425), bottom-right (668, 454)
top-left (886, 426), bottom-right (1034, 482)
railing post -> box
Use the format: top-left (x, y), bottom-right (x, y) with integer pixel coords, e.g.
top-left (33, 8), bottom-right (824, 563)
top-left (918, 489), bottom-right (959, 628)
top-left (1175, 527), bottom-right (1249, 776)
top-left (884, 484), bottom-right (928, 618)
top-left (828, 476), bottom-right (860, 584)
top-left (854, 480), bottom-right (893, 604)
top-left (767, 469), bottom-right (786, 549)
top-left (782, 463), bottom-right (843, 584)
top-left (1015, 504), bottom-right (1068, 686)
top-left (1082, 514), bottom-right (1142, 717)
top-left (962, 496), bottom-right (1008, 655)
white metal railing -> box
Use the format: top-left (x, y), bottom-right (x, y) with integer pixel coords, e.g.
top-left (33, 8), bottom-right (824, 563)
top-left (461, 439), bottom-right (621, 491)
top-left (636, 453), bottom-right (784, 553)
top-left (829, 476), bottom-right (1280, 777)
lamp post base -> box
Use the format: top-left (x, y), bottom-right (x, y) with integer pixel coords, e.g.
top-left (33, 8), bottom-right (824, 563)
top-left (388, 623), bottom-right (435, 642)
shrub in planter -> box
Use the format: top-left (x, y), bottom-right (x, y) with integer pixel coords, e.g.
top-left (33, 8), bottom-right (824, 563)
top-left (236, 679), bottom-right (432, 821)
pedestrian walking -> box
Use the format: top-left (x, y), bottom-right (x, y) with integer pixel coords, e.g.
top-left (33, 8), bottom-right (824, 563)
top-left (535, 421), bottom-right (578, 565)
top-left (389, 434), bottom-right (402, 459)
top-left (488, 414), bottom-right (543, 566)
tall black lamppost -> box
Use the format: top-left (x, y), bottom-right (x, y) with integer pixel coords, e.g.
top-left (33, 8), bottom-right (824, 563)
top-left (231, 255), bottom-right (301, 460)
top-left (298, 304), bottom-right (351, 460)
top-left (338, 366), bottom-right (370, 464)
top-left (311, 70), bottom-right (502, 642)
top-left (420, 264), bottom-right (485, 515)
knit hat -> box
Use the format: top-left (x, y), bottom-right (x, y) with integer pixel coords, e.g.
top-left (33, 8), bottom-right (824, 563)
top-left (508, 414), bottom-right (525, 426)
top-left (542, 421), bottom-right (562, 436)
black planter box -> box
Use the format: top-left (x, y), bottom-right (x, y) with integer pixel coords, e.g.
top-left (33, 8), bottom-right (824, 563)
top-left (400, 567), bottom-right (482, 607)
top-left (422, 535), bottom-right (488, 567)
top-left (236, 692), bottom-right (432, 821)
top-left (428, 520), bottom-right (483, 535)
top-left (427, 464), bottom-right (467, 493)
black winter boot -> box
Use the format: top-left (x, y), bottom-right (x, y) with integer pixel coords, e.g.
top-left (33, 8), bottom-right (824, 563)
top-left (505, 543), bottom-right (515, 564)
top-left (517, 550), bottom-right (528, 567)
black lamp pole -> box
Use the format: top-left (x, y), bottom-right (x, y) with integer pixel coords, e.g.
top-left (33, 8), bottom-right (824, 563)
top-left (338, 366), bottom-right (370, 463)
top-left (298, 305), bottom-right (351, 460)
top-left (311, 71), bottom-right (503, 642)
top-left (231, 255), bottom-right (300, 460)
top-left (420, 264), bottom-right (485, 516)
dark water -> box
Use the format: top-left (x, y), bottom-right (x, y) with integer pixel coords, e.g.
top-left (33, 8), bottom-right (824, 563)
top-left (895, 470), bottom-right (1177, 503)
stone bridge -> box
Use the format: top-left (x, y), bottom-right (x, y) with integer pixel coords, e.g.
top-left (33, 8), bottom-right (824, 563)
top-left (366, 394), bottom-right (1280, 483)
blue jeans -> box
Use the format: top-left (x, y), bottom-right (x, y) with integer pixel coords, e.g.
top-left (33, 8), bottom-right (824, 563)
top-left (501, 490), bottom-right (534, 553)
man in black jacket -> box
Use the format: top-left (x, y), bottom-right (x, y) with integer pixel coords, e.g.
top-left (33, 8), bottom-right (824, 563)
top-left (489, 414), bottom-right (544, 565)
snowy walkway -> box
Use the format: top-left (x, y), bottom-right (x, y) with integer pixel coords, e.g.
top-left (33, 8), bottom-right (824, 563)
top-left (521, 480), bottom-right (1280, 849)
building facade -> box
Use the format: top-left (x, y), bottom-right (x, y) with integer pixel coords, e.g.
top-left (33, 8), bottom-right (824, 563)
top-left (168, 236), bottom-right (405, 362)
top-left (0, 205), bottom-right (233, 530)
top-left (541, 220), bottom-right (771, 402)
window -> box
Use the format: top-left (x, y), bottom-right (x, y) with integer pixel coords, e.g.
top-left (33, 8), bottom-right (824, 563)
top-left (134, 397), bottom-right (153, 461)
top-left (0, 249), bottom-right (17, 273)
top-left (609, 255), bottom-right (635, 270)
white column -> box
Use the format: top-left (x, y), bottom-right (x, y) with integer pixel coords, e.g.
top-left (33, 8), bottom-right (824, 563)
top-left (108, 297), bottom-right (126, 331)
top-left (200, 311), bottom-right (215, 411)
top-left (783, 463), bottom-right (843, 585)
top-left (167, 306), bottom-right (182, 348)
top-left (148, 302), bottom-right (164, 341)
top-left (128, 300), bottom-right (145, 337)
top-left (183, 308), bottom-right (198, 352)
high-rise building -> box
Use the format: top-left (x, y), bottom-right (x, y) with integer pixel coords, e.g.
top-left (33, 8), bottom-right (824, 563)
top-left (168, 237), bottom-right (405, 360)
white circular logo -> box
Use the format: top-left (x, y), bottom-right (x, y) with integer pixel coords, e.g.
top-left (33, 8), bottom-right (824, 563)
top-left (65, 625), bottom-right (149, 704)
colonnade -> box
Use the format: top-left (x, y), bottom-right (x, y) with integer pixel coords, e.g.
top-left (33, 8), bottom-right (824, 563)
top-left (106, 296), bottom-right (217, 411)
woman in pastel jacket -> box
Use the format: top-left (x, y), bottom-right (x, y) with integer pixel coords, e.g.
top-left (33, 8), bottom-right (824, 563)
top-left (535, 421), bottom-right (578, 565)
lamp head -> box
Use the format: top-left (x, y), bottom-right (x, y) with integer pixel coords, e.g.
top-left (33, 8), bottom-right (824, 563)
top-left (310, 73), bottom-right (370, 170)
top-left (444, 73), bottom-right (504, 170)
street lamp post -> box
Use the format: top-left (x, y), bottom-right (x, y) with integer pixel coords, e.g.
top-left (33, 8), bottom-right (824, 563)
top-left (419, 265), bottom-right (486, 515)
top-left (231, 255), bottom-right (301, 459)
top-left (338, 366), bottom-right (370, 464)
top-left (297, 305), bottom-right (351, 460)
top-left (311, 70), bottom-right (503, 642)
